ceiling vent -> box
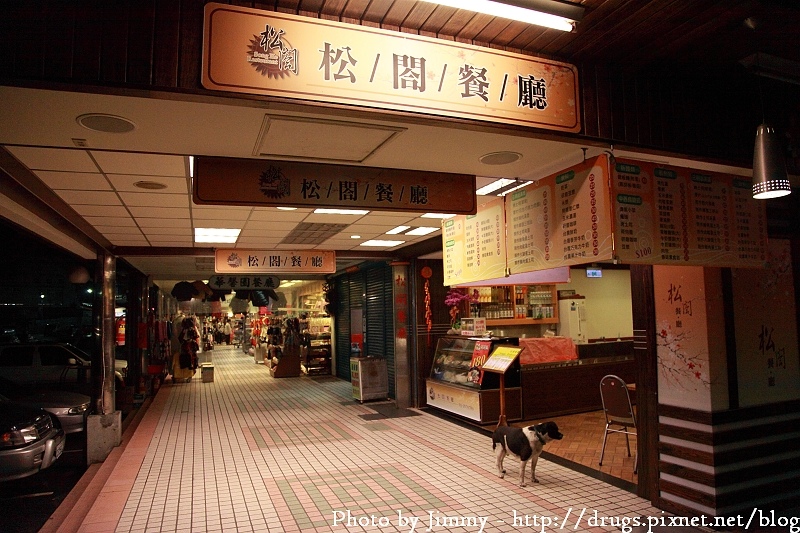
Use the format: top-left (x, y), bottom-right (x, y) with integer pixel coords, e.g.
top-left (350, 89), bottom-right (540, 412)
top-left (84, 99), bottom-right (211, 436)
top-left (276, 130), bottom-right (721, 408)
top-left (253, 115), bottom-right (404, 163)
top-left (194, 257), bottom-right (215, 271)
top-left (280, 222), bottom-right (349, 245)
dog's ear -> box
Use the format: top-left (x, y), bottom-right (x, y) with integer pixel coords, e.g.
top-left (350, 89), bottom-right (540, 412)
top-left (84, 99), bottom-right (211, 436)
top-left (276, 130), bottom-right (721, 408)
top-left (527, 425), bottom-right (537, 432)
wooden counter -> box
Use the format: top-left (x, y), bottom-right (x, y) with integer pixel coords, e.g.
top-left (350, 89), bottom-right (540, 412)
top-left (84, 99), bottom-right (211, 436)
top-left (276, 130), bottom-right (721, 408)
top-left (520, 341), bottom-right (636, 419)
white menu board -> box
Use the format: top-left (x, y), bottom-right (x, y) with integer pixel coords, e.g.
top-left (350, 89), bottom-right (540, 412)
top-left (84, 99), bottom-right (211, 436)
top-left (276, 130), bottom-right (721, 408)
top-left (443, 197), bottom-right (507, 285)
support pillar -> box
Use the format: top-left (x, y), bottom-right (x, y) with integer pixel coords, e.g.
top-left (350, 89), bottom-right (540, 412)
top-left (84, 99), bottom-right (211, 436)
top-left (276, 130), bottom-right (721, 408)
top-left (392, 262), bottom-right (411, 408)
top-left (87, 252), bottom-right (121, 464)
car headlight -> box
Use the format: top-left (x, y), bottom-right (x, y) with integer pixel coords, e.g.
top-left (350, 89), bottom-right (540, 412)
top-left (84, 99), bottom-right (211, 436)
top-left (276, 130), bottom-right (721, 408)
top-left (68, 403), bottom-right (90, 415)
top-left (0, 424), bottom-right (41, 448)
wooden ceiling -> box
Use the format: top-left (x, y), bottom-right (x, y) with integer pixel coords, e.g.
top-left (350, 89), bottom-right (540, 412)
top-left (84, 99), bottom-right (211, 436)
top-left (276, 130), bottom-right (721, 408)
top-left (269, 0), bottom-right (800, 74)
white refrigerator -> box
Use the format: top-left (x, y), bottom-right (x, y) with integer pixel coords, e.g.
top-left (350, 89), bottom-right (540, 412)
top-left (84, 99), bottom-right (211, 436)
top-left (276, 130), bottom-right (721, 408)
top-left (558, 298), bottom-right (587, 344)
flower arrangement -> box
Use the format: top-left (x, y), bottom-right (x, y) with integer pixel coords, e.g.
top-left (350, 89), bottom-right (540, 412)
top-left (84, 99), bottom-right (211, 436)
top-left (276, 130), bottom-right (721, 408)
top-left (444, 288), bottom-right (478, 331)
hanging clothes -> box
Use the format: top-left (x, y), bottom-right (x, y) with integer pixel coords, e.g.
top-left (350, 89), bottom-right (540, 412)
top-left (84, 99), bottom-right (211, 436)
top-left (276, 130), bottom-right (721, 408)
top-left (172, 316), bottom-right (198, 382)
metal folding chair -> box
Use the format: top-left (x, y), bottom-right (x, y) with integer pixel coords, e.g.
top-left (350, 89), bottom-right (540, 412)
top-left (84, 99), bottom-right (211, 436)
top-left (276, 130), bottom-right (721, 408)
top-left (599, 374), bottom-right (637, 473)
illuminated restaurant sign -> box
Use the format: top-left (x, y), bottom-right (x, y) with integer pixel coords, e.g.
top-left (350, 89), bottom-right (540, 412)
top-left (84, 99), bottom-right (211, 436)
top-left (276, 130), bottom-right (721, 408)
top-left (194, 156), bottom-right (477, 214)
top-left (201, 3), bottom-right (580, 132)
top-left (214, 249), bottom-right (336, 274)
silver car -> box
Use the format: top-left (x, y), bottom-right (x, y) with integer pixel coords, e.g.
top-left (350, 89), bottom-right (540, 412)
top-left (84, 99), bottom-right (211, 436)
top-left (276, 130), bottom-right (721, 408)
top-left (0, 378), bottom-right (90, 434)
top-left (11, 391), bottom-right (90, 434)
top-left (0, 395), bottom-right (66, 482)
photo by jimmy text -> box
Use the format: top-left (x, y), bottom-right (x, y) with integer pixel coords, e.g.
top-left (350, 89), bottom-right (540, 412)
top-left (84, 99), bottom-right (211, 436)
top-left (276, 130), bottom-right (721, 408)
top-left (332, 510), bottom-right (488, 532)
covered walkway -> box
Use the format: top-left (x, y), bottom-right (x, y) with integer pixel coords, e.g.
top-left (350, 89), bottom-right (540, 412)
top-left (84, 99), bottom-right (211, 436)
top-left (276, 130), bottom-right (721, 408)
top-left (45, 345), bottom-right (677, 533)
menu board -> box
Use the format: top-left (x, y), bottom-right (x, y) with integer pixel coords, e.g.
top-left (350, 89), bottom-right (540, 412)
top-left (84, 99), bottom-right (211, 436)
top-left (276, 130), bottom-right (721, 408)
top-left (505, 154), bottom-right (614, 273)
top-left (443, 197), bottom-right (507, 285)
top-left (612, 159), bottom-right (767, 267)
top-left (481, 345), bottom-right (523, 374)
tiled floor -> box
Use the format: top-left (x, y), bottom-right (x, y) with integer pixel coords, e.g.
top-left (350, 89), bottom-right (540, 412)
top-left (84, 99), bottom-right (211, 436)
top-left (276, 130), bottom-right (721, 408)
top-left (59, 345), bottom-right (685, 532)
top-left (539, 411), bottom-right (638, 485)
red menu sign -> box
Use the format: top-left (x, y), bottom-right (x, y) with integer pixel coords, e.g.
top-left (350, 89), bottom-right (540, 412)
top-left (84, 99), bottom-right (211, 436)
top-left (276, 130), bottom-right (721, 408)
top-left (468, 340), bottom-right (492, 385)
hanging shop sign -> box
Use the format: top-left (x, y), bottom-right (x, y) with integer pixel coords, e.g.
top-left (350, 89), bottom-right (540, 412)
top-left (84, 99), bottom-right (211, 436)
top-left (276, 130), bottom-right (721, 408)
top-left (442, 154), bottom-right (768, 285)
top-left (214, 249), bottom-right (336, 274)
top-left (610, 159), bottom-right (767, 268)
top-left (194, 156), bottom-right (477, 215)
top-left (207, 275), bottom-right (280, 291)
top-left (201, 3), bottom-right (580, 133)
top-left (505, 155), bottom-right (615, 273)
top-left (442, 197), bottom-right (507, 286)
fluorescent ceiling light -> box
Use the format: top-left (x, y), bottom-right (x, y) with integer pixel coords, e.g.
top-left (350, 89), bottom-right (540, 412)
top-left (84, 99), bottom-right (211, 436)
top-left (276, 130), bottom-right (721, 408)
top-left (420, 0), bottom-right (583, 32)
top-left (189, 156), bottom-right (195, 177)
top-left (314, 208), bottom-right (370, 215)
top-left (360, 239), bottom-right (405, 247)
top-left (476, 178), bottom-right (515, 195)
top-left (387, 225), bottom-right (411, 234)
top-left (421, 213), bottom-right (456, 219)
top-left (499, 181), bottom-right (533, 196)
top-left (194, 227), bottom-right (241, 243)
top-left (276, 206), bottom-right (297, 211)
top-left (406, 227), bottom-right (439, 236)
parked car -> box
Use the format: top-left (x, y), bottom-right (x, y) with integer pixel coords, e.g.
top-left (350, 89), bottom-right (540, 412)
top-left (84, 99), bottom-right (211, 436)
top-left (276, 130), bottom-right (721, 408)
top-left (0, 394), bottom-right (65, 482)
top-left (0, 378), bottom-right (89, 434)
top-left (0, 328), bottom-right (20, 344)
top-left (0, 343), bottom-right (91, 387)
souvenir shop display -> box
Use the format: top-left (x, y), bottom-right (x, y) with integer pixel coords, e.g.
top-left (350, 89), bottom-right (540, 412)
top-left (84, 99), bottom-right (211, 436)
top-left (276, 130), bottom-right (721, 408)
top-left (300, 314), bottom-right (331, 375)
top-left (268, 316), bottom-right (302, 378)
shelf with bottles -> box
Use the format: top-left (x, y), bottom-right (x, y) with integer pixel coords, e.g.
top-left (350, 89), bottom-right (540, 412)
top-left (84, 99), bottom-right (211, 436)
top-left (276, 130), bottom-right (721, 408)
top-left (470, 284), bottom-right (558, 325)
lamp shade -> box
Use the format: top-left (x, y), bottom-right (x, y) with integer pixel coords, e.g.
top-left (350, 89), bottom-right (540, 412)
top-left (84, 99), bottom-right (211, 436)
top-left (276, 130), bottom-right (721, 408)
top-left (752, 123), bottom-right (791, 199)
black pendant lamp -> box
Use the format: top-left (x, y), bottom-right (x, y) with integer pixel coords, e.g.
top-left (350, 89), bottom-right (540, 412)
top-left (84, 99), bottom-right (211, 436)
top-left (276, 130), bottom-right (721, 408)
top-left (752, 123), bottom-right (791, 199)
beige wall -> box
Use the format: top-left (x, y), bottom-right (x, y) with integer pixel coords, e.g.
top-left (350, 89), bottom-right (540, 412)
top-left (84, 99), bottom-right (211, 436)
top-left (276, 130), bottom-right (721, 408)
top-left (559, 267), bottom-right (633, 341)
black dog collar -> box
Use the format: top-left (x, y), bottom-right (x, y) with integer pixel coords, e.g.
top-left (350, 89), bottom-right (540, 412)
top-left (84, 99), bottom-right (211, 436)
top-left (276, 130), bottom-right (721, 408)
top-left (533, 425), bottom-right (546, 444)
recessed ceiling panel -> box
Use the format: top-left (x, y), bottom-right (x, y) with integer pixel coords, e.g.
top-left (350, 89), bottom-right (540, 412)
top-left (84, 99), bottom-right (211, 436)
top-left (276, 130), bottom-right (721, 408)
top-left (280, 222), bottom-right (349, 245)
top-left (7, 146), bottom-right (98, 172)
top-left (56, 190), bottom-right (121, 205)
top-left (34, 171), bottom-right (110, 190)
top-left (92, 152), bottom-right (187, 176)
top-left (119, 191), bottom-right (188, 208)
top-left (107, 174), bottom-right (187, 193)
top-left (254, 115), bottom-right (404, 163)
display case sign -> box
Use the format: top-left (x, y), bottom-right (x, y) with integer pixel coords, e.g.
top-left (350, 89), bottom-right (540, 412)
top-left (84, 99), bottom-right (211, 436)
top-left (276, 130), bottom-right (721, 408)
top-left (214, 249), bottom-right (336, 274)
top-left (208, 275), bottom-right (280, 290)
top-left (611, 159), bottom-right (767, 267)
top-left (427, 380), bottom-right (481, 421)
top-left (194, 156), bottom-right (476, 214)
top-left (202, 3), bottom-right (580, 132)
top-left (481, 346), bottom-right (523, 374)
top-left (442, 197), bottom-right (507, 285)
top-left (505, 154), bottom-right (614, 273)
top-left (468, 340), bottom-right (492, 385)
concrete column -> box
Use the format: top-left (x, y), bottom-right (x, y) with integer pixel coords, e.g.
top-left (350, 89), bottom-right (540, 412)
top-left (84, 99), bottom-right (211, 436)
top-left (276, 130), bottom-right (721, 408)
top-left (87, 252), bottom-right (121, 464)
top-left (392, 262), bottom-right (411, 408)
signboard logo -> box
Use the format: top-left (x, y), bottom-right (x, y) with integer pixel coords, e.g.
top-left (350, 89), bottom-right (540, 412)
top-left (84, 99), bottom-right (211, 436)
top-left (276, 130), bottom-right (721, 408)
top-left (248, 23), bottom-right (298, 77)
top-left (227, 253), bottom-right (243, 269)
top-left (259, 165), bottom-right (290, 199)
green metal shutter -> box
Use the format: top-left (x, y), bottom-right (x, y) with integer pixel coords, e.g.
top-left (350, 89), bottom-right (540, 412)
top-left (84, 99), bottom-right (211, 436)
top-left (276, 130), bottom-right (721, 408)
top-left (364, 264), bottom-right (395, 399)
top-left (335, 277), bottom-right (351, 380)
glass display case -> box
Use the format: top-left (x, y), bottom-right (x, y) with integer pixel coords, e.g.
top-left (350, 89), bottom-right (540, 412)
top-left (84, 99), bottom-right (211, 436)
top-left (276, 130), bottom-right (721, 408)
top-left (426, 336), bottom-right (521, 424)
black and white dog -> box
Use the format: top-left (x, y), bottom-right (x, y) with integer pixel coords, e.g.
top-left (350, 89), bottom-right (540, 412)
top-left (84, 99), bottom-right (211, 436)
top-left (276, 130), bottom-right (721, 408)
top-left (492, 422), bottom-right (563, 487)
